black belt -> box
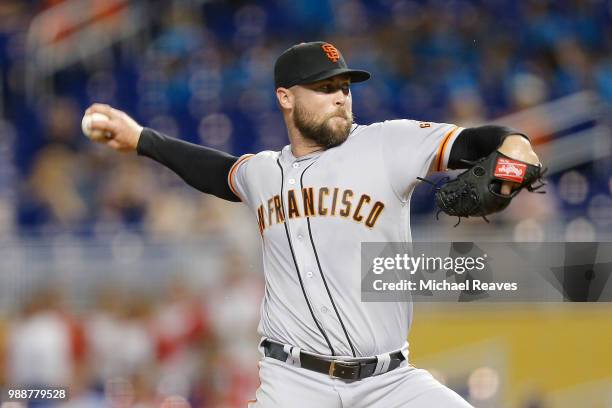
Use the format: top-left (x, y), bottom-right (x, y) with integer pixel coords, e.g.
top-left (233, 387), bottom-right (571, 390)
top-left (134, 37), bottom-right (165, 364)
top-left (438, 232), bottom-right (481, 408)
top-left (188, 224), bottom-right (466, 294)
top-left (262, 339), bottom-right (405, 381)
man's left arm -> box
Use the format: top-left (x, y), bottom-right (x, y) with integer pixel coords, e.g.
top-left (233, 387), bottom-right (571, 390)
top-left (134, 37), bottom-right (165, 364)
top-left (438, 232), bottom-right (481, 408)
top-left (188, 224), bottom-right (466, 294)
top-left (447, 125), bottom-right (541, 194)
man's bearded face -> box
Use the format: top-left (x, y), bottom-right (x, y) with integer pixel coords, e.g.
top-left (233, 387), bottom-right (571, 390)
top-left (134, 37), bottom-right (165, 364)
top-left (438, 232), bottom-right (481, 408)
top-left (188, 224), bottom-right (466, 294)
top-left (292, 98), bottom-right (353, 149)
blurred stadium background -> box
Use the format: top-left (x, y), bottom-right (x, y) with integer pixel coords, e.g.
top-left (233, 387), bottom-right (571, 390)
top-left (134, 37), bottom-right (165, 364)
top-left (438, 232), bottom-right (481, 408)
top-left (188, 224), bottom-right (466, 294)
top-left (0, 0), bottom-right (611, 407)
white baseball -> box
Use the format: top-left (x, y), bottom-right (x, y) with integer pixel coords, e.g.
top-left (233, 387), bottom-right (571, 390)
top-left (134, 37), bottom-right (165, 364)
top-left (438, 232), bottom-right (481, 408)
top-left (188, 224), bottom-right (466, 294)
top-left (81, 112), bottom-right (112, 141)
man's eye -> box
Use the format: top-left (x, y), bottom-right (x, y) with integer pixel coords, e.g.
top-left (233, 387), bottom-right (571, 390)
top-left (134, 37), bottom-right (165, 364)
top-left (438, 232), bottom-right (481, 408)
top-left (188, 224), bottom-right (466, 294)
top-left (319, 84), bottom-right (350, 93)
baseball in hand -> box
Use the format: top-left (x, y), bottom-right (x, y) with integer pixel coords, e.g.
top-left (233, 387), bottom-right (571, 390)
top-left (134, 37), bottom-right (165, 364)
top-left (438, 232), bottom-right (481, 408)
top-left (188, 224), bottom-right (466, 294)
top-left (81, 112), bottom-right (112, 141)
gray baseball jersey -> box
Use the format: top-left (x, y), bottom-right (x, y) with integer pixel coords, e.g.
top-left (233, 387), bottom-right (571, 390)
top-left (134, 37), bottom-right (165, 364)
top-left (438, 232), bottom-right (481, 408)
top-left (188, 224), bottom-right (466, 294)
top-left (229, 120), bottom-right (463, 358)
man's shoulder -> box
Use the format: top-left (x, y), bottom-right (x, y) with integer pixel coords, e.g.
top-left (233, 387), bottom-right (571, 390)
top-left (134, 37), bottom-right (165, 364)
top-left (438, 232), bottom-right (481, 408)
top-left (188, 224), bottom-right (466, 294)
top-left (353, 119), bottom-right (455, 139)
top-left (352, 119), bottom-right (421, 134)
top-left (347, 120), bottom-right (421, 142)
top-left (237, 150), bottom-right (281, 169)
top-left (252, 150), bottom-right (282, 160)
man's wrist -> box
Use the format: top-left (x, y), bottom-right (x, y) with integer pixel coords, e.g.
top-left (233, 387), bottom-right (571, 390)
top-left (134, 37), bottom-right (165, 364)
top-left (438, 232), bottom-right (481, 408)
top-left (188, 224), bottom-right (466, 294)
top-left (135, 127), bottom-right (150, 155)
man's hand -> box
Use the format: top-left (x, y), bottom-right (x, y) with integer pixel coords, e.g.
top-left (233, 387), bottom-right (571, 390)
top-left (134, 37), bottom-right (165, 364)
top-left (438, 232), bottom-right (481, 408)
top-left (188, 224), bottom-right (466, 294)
top-left (84, 103), bottom-right (143, 152)
top-left (497, 135), bottom-right (540, 195)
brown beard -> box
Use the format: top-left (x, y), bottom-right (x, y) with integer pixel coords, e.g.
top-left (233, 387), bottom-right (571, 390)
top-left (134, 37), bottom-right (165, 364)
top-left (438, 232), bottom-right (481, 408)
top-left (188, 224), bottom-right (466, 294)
top-left (293, 102), bottom-right (353, 149)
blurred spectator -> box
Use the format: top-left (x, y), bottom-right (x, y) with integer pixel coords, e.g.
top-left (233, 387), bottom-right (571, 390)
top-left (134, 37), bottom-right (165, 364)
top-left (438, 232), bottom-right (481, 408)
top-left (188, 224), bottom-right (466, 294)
top-left (97, 158), bottom-right (155, 226)
top-left (84, 286), bottom-right (156, 408)
top-left (24, 98), bottom-right (91, 227)
top-left (446, 88), bottom-right (486, 126)
top-left (7, 288), bottom-right (79, 386)
top-left (204, 254), bottom-right (262, 405)
top-left (152, 277), bottom-right (209, 395)
top-left (144, 189), bottom-right (200, 240)
top-left (206, 254), bottom-right (262, 360)
top-left (28, 144), bottom-right (87, 225)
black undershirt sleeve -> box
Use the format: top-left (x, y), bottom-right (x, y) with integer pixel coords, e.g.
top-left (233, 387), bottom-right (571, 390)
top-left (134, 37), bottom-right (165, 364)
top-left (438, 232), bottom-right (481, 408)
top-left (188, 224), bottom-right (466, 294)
top-left (136, 128), bottom-right (241, 202)
top-left (447, 125), bottom-right (529, 169)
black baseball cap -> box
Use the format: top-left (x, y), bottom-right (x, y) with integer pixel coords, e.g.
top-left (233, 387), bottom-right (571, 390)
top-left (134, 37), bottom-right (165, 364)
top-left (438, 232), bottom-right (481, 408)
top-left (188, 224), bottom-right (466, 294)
top-left (274, 41), bottom-right (371, 89)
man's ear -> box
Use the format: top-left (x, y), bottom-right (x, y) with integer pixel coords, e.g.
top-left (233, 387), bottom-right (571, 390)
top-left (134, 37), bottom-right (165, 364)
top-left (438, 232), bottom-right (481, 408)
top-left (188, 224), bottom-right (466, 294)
top-left (276, 87), bottom-right (293, 110)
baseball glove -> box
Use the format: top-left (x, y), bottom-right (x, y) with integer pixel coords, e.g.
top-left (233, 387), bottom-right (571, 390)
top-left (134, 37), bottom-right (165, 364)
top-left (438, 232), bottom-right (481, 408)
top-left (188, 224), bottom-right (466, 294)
top-left (418, 150), bottom-right (546, 226)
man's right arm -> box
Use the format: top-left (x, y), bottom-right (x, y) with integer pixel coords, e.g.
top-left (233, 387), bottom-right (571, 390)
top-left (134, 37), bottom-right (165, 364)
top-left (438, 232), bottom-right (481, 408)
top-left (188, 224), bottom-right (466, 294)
top-left (137, 128), bottom-right (240, 201)
top-left (85, 103), bottom-right (240, 202)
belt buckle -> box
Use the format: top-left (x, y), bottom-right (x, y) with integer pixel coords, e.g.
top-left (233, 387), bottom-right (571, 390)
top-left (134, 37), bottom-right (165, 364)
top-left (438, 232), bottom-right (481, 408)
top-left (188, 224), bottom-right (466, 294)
top-left (328, 359), bottom-right (360, 379)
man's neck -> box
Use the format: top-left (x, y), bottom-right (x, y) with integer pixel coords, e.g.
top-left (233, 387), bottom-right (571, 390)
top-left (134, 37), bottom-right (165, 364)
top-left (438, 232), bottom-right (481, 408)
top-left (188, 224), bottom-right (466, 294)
top-left (290, 143), bottom-right (325, 158)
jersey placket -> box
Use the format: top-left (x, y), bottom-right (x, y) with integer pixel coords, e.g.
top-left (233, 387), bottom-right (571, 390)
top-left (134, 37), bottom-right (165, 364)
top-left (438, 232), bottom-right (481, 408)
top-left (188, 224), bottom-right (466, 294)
top-left (282, 157), bottom-right (342, 354)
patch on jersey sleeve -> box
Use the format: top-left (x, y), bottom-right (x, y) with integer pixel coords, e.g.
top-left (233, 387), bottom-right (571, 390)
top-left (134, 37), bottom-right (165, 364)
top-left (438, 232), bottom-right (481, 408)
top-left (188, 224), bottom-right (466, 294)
top-left (494, 157), bottom-right (527, 183)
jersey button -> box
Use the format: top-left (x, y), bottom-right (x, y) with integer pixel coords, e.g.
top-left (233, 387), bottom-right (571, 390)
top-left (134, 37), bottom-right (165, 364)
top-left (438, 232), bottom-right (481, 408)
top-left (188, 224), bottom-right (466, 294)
top-left (306, 271), bottom-right (313, 278)
top-left (297, 234), bottom-right (303, 240)
top-left (321, 306), bottom-right (328, 313)
top-left (292, 163), bottom-right (299, 169)
top-left (288, 178), bottom-right (296, 184)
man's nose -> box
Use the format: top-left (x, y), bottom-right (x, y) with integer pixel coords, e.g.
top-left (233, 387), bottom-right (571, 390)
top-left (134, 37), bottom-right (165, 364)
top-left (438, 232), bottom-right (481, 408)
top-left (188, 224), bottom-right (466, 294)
top-left (334, 89), bottom-right (348, 106)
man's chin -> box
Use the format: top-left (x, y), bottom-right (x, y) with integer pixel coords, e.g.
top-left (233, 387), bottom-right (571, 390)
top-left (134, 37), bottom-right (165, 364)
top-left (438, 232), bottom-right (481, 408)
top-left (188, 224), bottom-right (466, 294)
top-left (326, 129), bottom-right (350, 148)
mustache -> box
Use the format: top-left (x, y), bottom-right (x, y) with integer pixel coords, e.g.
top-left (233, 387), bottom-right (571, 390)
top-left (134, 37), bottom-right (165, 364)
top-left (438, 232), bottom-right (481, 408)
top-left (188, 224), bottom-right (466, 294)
top-left (327, 110), bottom-right (351, 121)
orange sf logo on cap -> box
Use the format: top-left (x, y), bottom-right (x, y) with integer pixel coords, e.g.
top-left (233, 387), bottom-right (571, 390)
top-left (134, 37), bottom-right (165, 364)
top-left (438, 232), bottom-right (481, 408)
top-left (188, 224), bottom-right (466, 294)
top-left (321, 43), bottom-right (341, 63)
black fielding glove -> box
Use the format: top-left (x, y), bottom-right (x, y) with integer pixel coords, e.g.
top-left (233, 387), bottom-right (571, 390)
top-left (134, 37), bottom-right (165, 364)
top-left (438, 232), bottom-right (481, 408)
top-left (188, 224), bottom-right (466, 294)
top-left (418, 151), bottom-right (546, 226)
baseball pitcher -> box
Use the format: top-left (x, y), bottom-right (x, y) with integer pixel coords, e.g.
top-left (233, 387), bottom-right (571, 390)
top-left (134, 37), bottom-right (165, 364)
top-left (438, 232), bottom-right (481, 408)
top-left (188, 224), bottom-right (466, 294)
top-left (85, 42), bottom-right (543, 407)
